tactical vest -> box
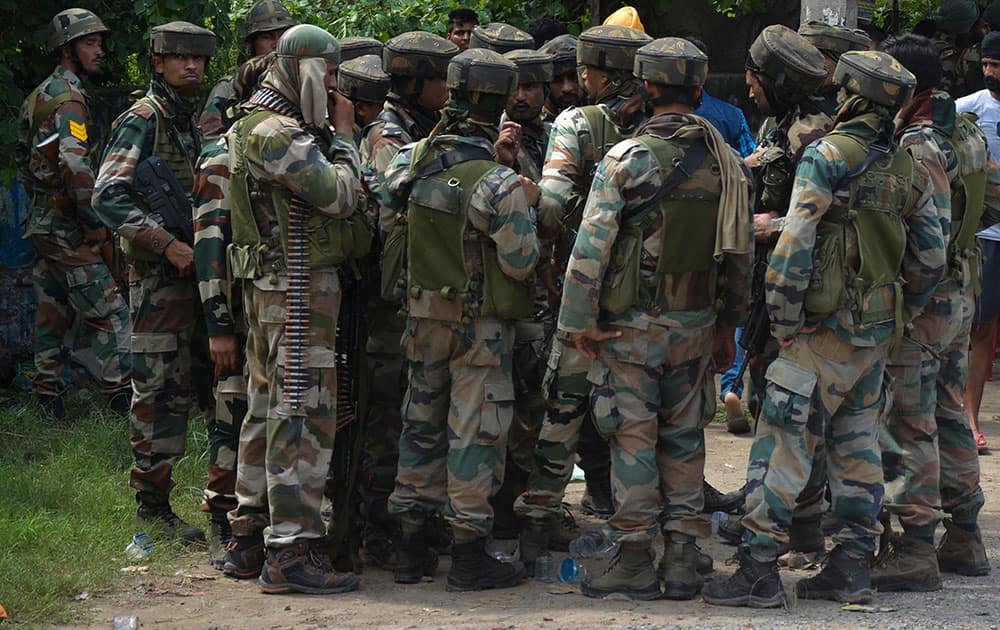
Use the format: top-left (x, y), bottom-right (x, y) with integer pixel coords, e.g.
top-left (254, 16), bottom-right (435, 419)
top-left (804, 132), bottom-right (914, 331)
top-left (563, 105), bottom-right (629, 234)
top-left (226, 110), bottom-right (372, 280)
top-left (600, 133), bottom-right (720, 315)
top-left (121, 95), bottom-right (197, 262)
top-left (25, 83), bottom-right (100, 196)
top-left (947, 112), bottom-right (989, 294)
top-left (404, 146), bottom-right (534, 322)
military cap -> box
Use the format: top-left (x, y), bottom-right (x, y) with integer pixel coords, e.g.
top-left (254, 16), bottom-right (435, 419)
top-left (577, 24), bottom-right (652, 71)
top-left (634, 37), bottom-right (708, 87)
top-left (833, 50), bottom-right (916, 109)
top-left (448, 48), bottom-right (519, 98)
top-left (747, 25), bottom-right (828, 93)
top-left (243, 0), bottom-right (295, 41)
top-left (504, 49), bottom-right (554, 84)
top-left (935, 0), bottom-right (980, 34)
top-left (798, 21), bottom-right (872, 58)
top-left (538, 33), bottom-right (578, 76)
top-left (47, 8), bottom-right (111, 53)
top-left (338, 54), bottom-right (390, 103)
top-left (469, 22), bottom-right (535, 54)
top-left (340, 36), bottom-right (382, 62)
top-left (383, 31), bottom-right (459, 79)
top-left (276, 24), bottom-right (339, 63)
top-left (151, 21), bottom-right (217, 57)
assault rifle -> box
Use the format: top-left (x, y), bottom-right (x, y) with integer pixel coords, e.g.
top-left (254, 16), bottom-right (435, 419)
top-left (134, 156), bottom-right (195, 245)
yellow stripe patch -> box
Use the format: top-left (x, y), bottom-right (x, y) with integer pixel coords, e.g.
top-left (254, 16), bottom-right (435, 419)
top-left (69, 120), bottom-right (88, 142)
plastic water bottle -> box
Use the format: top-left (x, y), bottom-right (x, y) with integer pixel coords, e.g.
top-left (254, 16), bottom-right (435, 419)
top-left (558, 556), bottom-right (587, 584)
top-left (711, 511), bottom-right (730, 535)
top-left (534, 553), bottom-right (556, 583)
top-left (568, 532), bottom-right (618, 559)
top-left (113, 616), bottom-right (139, 630)
top-left (125, 533), bottom-right (154, 560)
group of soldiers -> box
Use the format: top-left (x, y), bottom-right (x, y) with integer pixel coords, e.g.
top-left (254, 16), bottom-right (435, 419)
top-left (14, 0), bottom-right (993, 608)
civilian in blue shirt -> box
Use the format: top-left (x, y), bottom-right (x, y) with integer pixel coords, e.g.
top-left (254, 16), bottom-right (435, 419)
top-left (688, 37), bottom-right (756, 158)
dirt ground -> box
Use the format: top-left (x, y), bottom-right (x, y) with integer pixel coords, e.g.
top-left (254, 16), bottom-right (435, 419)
top-left (70, 386), bottom-right (1000, 629)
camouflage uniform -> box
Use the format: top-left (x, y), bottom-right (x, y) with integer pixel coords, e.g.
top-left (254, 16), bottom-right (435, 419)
top-left (515, 25), bottom-right (652, 526)
top-left (538, 34), bottom-right (579, 125)
top-left (16, 10), bottom-right (131, 412)
top-left (934, 0), bottom-right (981, 97)
top-left (93, 23), bottom-right (217, 533)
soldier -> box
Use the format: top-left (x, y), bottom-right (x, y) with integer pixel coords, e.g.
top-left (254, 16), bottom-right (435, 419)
top-left (358, 31), bottom-right (458, 569)
top-left (933, 0), bottom-right (981, 97)
top-left (538, 34), bottom-right (582, 124)
top-left (382, 48), bottom-right (540, 591)
top-left (515, 25), bottom-right (650, 565)
top-left (703, 51), bottom-right (946, 609)
top-left (469, 22), bottom-right (535, 54)
top-left (338, 54), bottom-right (390, 136)
top-left (715, 25), bottom-right (831, 550)
top-left (558, 37), bottom-right (752, 601)
top-left (798, 21), bottom-right (872, 112)
top-left (446, 8), bottom-right (479, 52)
top-left (873, 34), bottom-right (996, 591)
top-left (223, 23), bottom-right (364, 594)
top-left (502, 50), bottom-right (553, 181)
top-left (199, 0), bottom-right (295, 141)
top-left (340, 36), bottom-right (383, 62)
top-left (93, 21), bottom-right (217, 543)
top-left (16, 8), bottom-right (131, 419)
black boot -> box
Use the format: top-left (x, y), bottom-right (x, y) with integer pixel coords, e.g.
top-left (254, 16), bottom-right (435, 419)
top-left (491, 466), bottom-right (528, 540)
top-left (135, 492), bottom-right (205, 544)
top-left (447, 538), bottom-right (525, 592)
top-left (703, 481), bottom-right (745, 515)
top-left (717, 515), bottom-right (745, 546)
top-left (795, 544), bottom-right (873, 603)
top-left (208, 510), bottom-right (233, 570)
top-left (702, 545), bottom-right (785, 608)
top-left (394, 530), bottom-right (438, 584)
top-left (223, 532), bottom-right (266, 579)
top-left (657, 536), bottom-right (704, 600)
top-left (788, 515), bottom-right (825, 554)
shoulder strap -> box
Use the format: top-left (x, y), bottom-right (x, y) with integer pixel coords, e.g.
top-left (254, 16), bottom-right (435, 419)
top-left (824, 132), bottom-right (892, 193)
top-left (621, 136), bottom-right (711, 223)
top-left (29, 91), bottom-right (75, 145)
top-left (412, 141), bottom-right (495, 180)
top-left (377, 107), bottom-right (405, 129)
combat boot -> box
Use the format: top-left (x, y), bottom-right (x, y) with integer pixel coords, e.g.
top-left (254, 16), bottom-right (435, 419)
top-left (796, 544), bottom-right (873, 602)
top-left (394, 530), bottom-right (438, 584)
top-left (223, 532), bottom-right (266, 579)
top-left (207, 510), bottom-right (233, 570)
top-left (580, 543), bottom-right (661, 601)
top-left (788, 515), bottom-right (825, 554)
top-left (703, 481), bottom-right (745, 515)
top-left (717, 515), bottom-right (745, 546)
top-left (549, 505), bottom-right (579, 552)
top-left (135, 492), bottom-right (205, 544)
top-left (491, 466), bottom-right (527, 540)
top-left (656, 535), bottom-right (704, 600)
top-left (702, 545), bottom-right (785, 608)
top-left (581, 475), bottom-right (615, 519)
top-left (937, 519), bottom-right (991, 576)
top-left (446, 538), bottom-right (526, 592)
top-left (870, 535), bottom-right (941, 592)
top-left (519, 517), bottom-right (550, 576)
top-left (258, 542), bottom-right (360, 595)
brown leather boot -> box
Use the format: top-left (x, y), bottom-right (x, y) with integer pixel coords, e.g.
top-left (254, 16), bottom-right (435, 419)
top-left (937, 519), bottom-right (991, 576)
top-left (258, 542), bottom-right (360, 595)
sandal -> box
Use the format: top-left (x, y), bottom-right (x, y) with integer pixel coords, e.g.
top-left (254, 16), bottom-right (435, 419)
top-left (976, 432), bottom-right (989, 454)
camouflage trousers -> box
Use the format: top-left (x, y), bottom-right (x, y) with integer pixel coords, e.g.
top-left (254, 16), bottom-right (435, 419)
top-left (128, 261), bottom-right (212, 496)
top-left (203, 287), bottom-right (248, 515)
top-left (586, 322), bottom-right (716, 543)
top-left (508, 318), bottom-right (551, 476)
top-left (388, 316), bottom-right (515, 543)
top-left (234, 271), bottom-right (342, 547)
top-left (743, 327), bottom-right (887, 555)
top-left (881, 285), bottom-right (984, 536)
top-left (30, 231), bottom-right (131, 398)
top-left (514, 341), bottom-right (610, 519)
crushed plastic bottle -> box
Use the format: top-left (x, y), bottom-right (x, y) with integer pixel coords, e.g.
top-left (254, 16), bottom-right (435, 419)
top-left (558, 556), bottom-right (587, 584)
top-left (124, 533), bottom-right (154, 560)
top-left (711, 511), bottom-right (730, 535)
top-left (113, 616), bottom-right (139, 630)
top-left (568, 532), bottom-right (618, 559)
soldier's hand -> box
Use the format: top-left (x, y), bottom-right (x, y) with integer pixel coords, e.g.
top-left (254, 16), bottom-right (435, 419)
top-left (567, 327), bottom-right (622, 360)
top-left (753, 212), bottom-right (778, 243)
top-left (164, 239), bottom-right (195, 277)
top-left (520, 176), bottom-right (541, 207)
top-left (328, 90), bottom-right (355, 137)
top-left (744, 147), bottom-right (767, 169)
top-left (713, 324), bottom-right (736, 373)
top-left (209, 334), bottom-right (241, 376)
top-left (495, 121), bottom-right (522, 167)
top-left (539, 261), bottom-right (561, 305)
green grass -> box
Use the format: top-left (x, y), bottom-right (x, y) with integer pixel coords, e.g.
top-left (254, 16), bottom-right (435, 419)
top-left (0, 392), bottom-right (210, 625)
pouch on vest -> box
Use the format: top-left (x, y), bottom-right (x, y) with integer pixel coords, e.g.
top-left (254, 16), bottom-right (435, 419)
top-left (949, 113), bottom-right (989, 294)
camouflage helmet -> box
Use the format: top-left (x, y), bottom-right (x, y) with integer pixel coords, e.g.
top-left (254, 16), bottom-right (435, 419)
top-left (151, 21), bottom-right (217, 58)
top-left (577, 25), bottom-right (652, 72)
top-left (338, 54), bottom-right (390, 103)
top-left (243, 0), bottom-right (295, 41)
top-left (275, 23), bottom-right (340, 63)
top-left (383, 31), bottom-right (459, 79)
top-left (340, 36), bottom-right (382, 63)
top-left (539, 34), bottom-right (578, 76)
top-left (447, 48), bottom-right (519, 98)
top-left (504, 49), bottom-right (554, 84)
top-left (634, 37), bottom-right (708, 87)
top-left (935, 0), bottom-right (980, 34)
top-left (747, 25), bottom-right (828, 93)
top-left (47, 8), bottom-right (111, 53)
top-left (798, 21), bottom-right (871, 59)
top-left (469, 22), bottom-right (534, 54)
top-left (833, 50), bottom-right (916, 109)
